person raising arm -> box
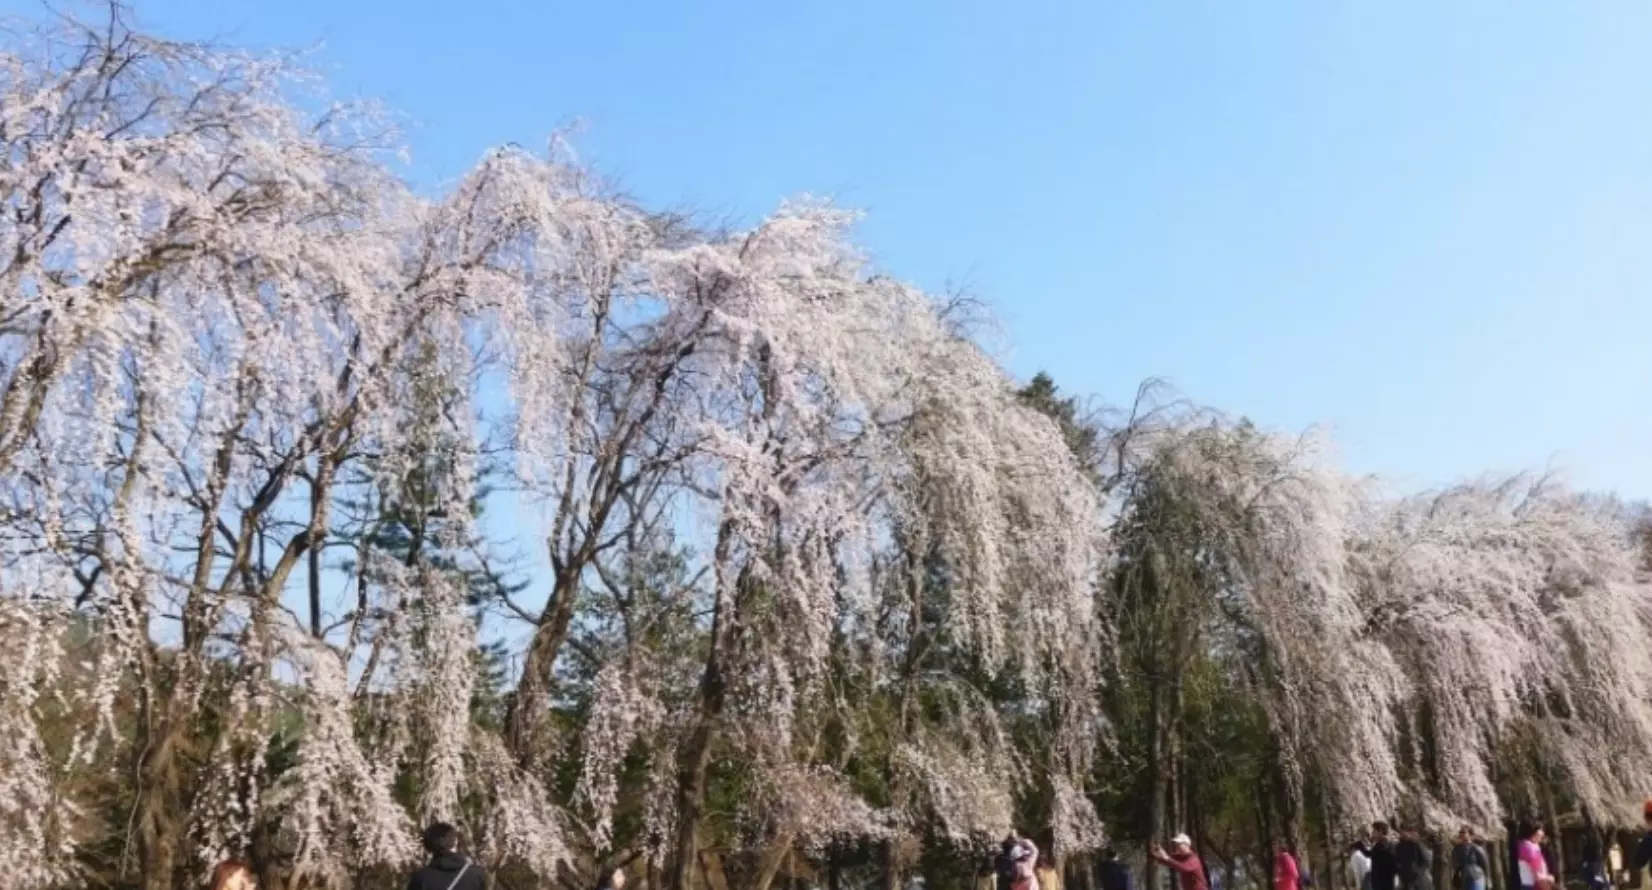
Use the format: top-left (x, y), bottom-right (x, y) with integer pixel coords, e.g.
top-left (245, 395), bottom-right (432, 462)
top-left (1151, 834), bottom-right (1210, 890)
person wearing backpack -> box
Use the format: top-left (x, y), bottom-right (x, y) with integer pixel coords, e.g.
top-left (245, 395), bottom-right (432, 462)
top-left (1096, 847), bottom-right (1132, 890)
top-left (1395, 827), bottom-right (1433, 890)
top-left (1451, 827), bottom-right (1489, 890)
top-left (996, 836), bottom-right (1021, 890)
top-left (408, 823), bottom-right (487, 890)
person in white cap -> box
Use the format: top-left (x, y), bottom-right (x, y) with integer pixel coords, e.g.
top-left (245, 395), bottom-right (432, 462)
top-left (1150, 833), bottom-right (1208, 890)
top-left (1012, 837), bottom-right (1039, 890)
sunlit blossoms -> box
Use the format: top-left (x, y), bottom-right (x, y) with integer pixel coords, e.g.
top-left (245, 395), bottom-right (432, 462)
top-left (1350, 479), bottom-right (1652, 828)
top-left (3, 8), bottom-right (1652, 890)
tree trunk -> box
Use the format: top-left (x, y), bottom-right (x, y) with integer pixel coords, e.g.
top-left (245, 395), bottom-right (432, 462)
top-left (882, 839), bottom-right (903, 890)
top-left (134, 707), bottom-right (193, 890)
top-left (698, 850), bottom-right (729, 890)
top-left (1321, 789), bottom-right (1338, 890)
top-left (307, 480), bottom-right (323, 638)
top-left (1074, 854), bottom-right (1096, 890)
top-left (1260, 785), bottom-right (1276, 879)
top-left (1147, 679), bottom-right (1167, 890)
top-left (665, 540), bottom-right (742, 890)
top-left (665, 714), bottom-right (718, 890)
top-left (504, 569), bottom-right (580, 756)
top-left (1171, 678), bottom-right (1186, 837)
top-left (1268, 737), bottom-right (1306, 863)
top-left (751, 833), bottom-right (798, 890)
top-left (1543, 791), bottom-right (1565, 885)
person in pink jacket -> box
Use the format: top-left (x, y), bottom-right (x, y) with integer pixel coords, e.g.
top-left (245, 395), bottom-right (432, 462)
top-left (1514, 820), bottom-right (1552, 890)
top-left (1275, 839), bottom-right (1302, 890)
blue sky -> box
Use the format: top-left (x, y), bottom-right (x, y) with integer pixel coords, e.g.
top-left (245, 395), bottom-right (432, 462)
top-left (28, 0), bottom-right (1652, 497)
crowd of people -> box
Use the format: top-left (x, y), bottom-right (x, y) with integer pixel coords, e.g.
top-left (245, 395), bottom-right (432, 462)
top-left (199, 800), bottom-right (1652, 890)
top-left (995, 798), bottom-right (1652, 890)
top-left (1344, 807), bottom-right (1652, 890)
top-left (1345, 800), bottom-right (1652, 890)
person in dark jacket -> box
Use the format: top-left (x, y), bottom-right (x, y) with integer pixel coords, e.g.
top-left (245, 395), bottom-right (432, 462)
top-left (1632, 800), bottom-right (1652, 887)
top-left (408, 823), bottom-right (487, 890)
top-left (1096, 846), bottom-right (1132, 890)
top-left (1579, 835), bottom-right (1607, 890)
top-left (1451, 827), bottom-right (1489, 890)
top-left (1368, 822), bottom-right (1399, 890)
top-left (996, 836), bottom-right (1021, 890)
top-left (1395, 828), bottom-right (1433, 890)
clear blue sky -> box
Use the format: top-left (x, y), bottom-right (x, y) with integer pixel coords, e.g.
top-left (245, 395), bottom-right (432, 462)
top-left (28, 0), bottom-right (1652, 497)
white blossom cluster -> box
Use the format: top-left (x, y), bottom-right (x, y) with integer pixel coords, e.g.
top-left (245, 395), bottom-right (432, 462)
top-left (1111, 419), bottom-right (1652, 837)
top-left (1349, 478), bottom-right (1652, 828)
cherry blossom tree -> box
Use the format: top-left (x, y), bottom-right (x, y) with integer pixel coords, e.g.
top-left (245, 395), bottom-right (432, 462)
top-left (7, 9), bottom-right (1652, 890)
top-left (1350, 477), bottom-right (1652, 829)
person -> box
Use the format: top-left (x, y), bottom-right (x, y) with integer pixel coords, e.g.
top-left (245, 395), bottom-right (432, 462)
top-left (979, 857), bottom-right (1002, 890)
top-left (1451, 827), bottom-right (1489, 890)
top-left (1631, 799), bottom-right (1652, 888)
top-left (210, 861), bottom-right (256, 890)
top-left (1096, 846), bottom-right (1132, 890)
top-left (997, 836), bottom-right (1022, 890)
top-left (1580, 835), bottom-right (1608, 890)
top-left (408, 822), bottom-right (487, 890)
top-left (597, 868), bottom-right (627, 890)
top-left (1350, 841), bottom-right (1373, 890)
top-left (1368, 823), bottom-right (1399, 890)
top-left (1396, 827), bottom-right (1434, 890)
top-left (1275, 839), bottom-right (1301, 890)
top-left (1013, 839), bottom-right (1040, 890)
top-left (1150, 833), bottom-right (1210, 890)
top-left (1515, 819), bottom-right (1552, 890)
top-left (1036, 850), bottom-right (1063, 890)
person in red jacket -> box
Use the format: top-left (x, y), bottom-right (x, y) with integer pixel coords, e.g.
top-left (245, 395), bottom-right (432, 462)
top-left (1151, 834), bottom-right (1209, 890)
top-left (1275, 839), bottom-right (1302, 890)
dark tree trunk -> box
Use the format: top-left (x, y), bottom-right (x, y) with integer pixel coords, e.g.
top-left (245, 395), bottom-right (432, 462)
top-left (135, 717), bottom-right (190, 890)
top-left (1543, 792), bottom-right (1565, 886)
top-left (503, 569), bottom-right (580, 757)
top-left (882, 840), bottom-right (902, 890)
top-left (665, 534), bottom-right (745, 890)
top-left (1147, 679), bottom-right (1167, 890)
top-left (1321, 788), bottom-right (1338, 890)
top-left (664, 693), bottom-right (722, 890)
